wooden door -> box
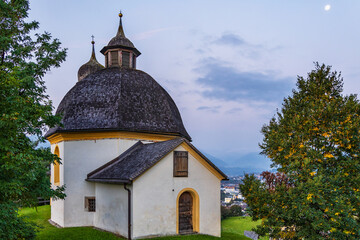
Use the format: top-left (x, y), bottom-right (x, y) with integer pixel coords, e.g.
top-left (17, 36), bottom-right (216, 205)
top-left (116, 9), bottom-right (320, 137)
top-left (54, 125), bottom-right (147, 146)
top-left (179, 192), bottom-right (193, 233)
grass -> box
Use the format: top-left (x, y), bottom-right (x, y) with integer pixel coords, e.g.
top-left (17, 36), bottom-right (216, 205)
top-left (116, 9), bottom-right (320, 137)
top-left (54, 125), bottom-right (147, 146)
top-left (20, 205), bottom-right (268, 239)
top-left (20, 206), bottom-right (121, 240)
top-left (221, 217), bottom-right (268, 240)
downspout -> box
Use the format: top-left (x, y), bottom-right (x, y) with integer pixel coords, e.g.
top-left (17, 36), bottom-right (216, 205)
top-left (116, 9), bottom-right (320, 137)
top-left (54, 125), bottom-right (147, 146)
top-left (124, 183), bottom-right (131, 240)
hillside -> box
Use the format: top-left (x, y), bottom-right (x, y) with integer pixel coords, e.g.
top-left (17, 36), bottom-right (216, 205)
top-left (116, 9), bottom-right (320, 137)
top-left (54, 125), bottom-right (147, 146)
top-left (20, 205), bottom-right (268, 239)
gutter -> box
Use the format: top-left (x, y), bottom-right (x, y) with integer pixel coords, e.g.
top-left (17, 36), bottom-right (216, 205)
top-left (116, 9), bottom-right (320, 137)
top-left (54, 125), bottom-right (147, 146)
top-left (124, 183), bottom-right (132, 240)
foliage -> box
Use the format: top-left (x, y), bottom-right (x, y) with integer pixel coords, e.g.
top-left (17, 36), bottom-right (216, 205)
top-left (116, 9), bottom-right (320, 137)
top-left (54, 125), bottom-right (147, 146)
top-left (0, 0), bottom-right (66, 239)
top-left (222, 205), bottom-right (244, 220)
top-left (240, 63), bottom-right (360, 239)
top-left (221, 206), bottom-right (231, 220)
top-left (229, 205), bottom-right (244, 217)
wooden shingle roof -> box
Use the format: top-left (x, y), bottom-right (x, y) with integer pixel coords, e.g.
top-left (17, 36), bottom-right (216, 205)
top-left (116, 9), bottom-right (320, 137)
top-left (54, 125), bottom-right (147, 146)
top-left (45, 67), bottom-right (191, 140)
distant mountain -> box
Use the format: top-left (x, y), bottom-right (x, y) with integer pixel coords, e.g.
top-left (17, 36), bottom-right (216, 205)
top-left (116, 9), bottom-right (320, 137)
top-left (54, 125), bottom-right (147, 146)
top-left (202, 152), bottom-right (228, 168)
top-left (202, 150), bottom-right (272, 177)
top-left (224, 152), bottom-right (271, 170)
top-left (28, 135), bottom-right (51, 149)
top-left (222, 167), bottom-right (266, 177)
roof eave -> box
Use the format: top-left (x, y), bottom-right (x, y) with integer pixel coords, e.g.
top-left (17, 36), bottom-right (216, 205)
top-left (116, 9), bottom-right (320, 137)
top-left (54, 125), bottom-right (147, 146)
top-left (45, 128), bottom-right (191, 142)
top-left (183, 139), bottom-right (229, 180)
top-left (100, 45), bottom-right (141, 56)
top-left (85, 178), bottom-right (132, 184)
top-left (87, 141), bottom-right (143, 178)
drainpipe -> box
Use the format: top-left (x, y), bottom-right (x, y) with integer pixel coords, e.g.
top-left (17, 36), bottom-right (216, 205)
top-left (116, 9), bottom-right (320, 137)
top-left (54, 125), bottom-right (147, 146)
top-left (124, 183), bottom-right (131, 240)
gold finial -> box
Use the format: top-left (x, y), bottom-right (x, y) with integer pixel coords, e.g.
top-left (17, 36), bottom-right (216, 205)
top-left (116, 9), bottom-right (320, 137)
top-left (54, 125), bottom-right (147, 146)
top-left (91, 35), bottom-right (96, 60)
top-left (91, 35), bottom-right (95, 45)
top-left (116, 11), bottom-right (125, 37)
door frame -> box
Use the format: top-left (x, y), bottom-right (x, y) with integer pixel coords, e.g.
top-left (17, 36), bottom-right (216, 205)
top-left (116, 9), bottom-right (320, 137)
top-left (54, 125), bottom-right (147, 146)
top-left (176, 188), bottom-right (199, 234)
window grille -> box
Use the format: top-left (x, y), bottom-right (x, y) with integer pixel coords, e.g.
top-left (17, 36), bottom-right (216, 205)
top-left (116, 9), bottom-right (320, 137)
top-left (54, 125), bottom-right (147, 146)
top-left (132, 55), bottom-right (136, 68)
top-left (85, 197), bottom-right (96, 212)
top-left (110, 51), bottom-right (118, 66)
top-left (122, 51), bottom-right (130, 67)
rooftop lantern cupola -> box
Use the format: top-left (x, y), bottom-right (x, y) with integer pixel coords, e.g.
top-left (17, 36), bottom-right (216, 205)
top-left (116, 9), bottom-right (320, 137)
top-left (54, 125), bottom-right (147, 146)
top-left (77, 36), bottom-right (104, 81)
top-left (100, 12), bottom-right (141, 69)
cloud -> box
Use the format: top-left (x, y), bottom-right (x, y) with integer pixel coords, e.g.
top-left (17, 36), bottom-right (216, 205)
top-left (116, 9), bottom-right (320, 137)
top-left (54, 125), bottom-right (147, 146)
top-left (206, 33), bottom-right (283, 61)
top-left (213, 33), bottom-right (246, 46)
top-left (197, 105), bottom-right (221, 113)
top-left (196, 61), bottom-right (293, 102)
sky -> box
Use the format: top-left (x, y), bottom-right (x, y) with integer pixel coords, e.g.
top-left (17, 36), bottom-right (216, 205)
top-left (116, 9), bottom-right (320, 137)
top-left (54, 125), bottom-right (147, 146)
top-left (28, 0), bottom-right (360, 172)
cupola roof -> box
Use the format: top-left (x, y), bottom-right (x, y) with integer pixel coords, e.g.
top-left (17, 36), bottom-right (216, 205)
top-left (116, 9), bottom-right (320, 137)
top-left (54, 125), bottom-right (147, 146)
top-left (100, 12), bottom-right (141, 56)
top-left (78, 37), bottom-right (104, 81)
top-left (46, 12), bottom-right (190, 141)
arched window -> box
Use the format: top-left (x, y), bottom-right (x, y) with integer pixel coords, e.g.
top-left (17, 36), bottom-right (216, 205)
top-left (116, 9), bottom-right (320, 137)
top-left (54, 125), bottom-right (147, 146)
top-left (54, 146), bottom-right (60, 185)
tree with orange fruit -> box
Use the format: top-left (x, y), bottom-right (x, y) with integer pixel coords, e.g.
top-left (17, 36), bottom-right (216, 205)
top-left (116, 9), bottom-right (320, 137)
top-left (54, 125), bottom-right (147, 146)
top-left (240, 63), bottom-right (360, 239)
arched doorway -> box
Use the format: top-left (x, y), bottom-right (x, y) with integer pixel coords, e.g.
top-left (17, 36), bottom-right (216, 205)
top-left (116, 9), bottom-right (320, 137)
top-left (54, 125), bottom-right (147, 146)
top-left (179, 192), bottom-right (193, 233)
top-left (176, 188), bottom-right (199, 234)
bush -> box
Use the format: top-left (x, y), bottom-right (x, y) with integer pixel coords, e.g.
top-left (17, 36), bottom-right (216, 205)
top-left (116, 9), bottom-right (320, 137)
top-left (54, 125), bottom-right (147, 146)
top-left (222, 205), bottom-right (243, 219)
top-left (230, 205), bottom-right (243, 217)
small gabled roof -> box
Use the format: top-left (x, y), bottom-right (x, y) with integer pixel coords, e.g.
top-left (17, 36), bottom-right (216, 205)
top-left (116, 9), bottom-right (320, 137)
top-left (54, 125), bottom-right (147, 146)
top-left (86, 138), bottom-right (228, 184)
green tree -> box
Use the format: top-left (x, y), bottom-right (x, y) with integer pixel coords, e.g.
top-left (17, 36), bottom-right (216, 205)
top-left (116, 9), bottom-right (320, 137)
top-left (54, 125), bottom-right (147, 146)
top-left (221, 205), bottom-right (244, 220)
top-left (221, 190), bottom-right (226, 201)
top-left (0, 0), bottom-right (66, 239)
top-left (229, 205), bottom-right (243, 217)
top-left (240, 63), bottom-right (360, 239)
top-left (221, 205), bottom-right (231, 220)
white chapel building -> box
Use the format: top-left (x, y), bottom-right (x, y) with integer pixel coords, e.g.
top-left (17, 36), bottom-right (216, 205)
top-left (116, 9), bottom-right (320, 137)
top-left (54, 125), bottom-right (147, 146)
top-left (46, 12), bottom-right (228, 239)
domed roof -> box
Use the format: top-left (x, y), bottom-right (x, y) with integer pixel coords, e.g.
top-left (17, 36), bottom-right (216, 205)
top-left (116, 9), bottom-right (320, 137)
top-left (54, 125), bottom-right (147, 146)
top-left (78, 40), bottom-right (104, 81)
top-left (46, 67), bottom-right (191, 140)
top-left (108, 34), bottom-right (135, 48)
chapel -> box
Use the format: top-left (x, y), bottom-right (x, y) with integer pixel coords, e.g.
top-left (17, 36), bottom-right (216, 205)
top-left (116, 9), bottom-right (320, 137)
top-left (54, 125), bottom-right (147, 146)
top-left (46, 12), bottom-right (227, 239)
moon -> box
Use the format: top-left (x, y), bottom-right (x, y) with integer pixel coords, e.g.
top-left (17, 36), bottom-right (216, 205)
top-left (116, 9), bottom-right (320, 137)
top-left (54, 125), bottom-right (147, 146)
top-left (324, 4), bottom-right (331, 11)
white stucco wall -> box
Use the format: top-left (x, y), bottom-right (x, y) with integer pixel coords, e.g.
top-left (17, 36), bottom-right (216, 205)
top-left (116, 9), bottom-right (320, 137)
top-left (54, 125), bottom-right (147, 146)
top-left (132, 145), bottom-right (221, 239)
top-left (50, 138), bottom-right (138, 227)
top-left (94, 183), bottom-right (130, 238)
top-left (50, 137), bottom-right (222, 238)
